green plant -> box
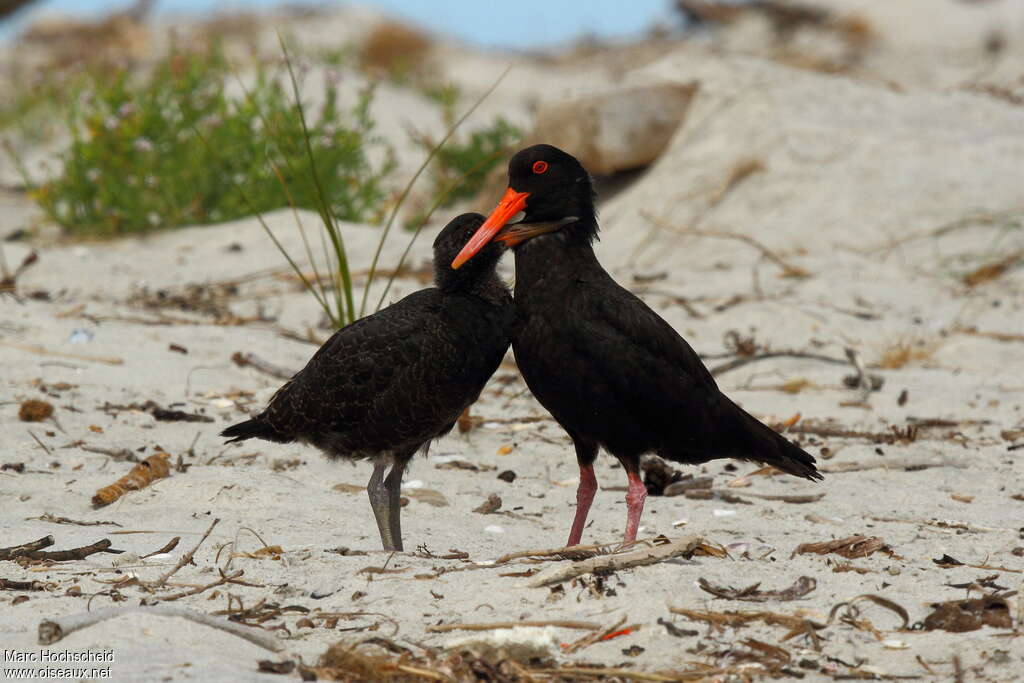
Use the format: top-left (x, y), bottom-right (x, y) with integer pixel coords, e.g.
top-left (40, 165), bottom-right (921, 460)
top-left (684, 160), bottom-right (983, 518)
top-left (26, 43), bottom-right (392, 237)
top-left (0, 70), bottom-right (80, 145)
top-left (217, 39), bottom-right (509, 330)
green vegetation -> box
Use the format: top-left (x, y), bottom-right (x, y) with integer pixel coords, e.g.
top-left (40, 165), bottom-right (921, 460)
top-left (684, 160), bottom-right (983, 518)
top-left (234, 44), bottom-right (511, 327)
top-left (0, 69), bottom-right (81, 146)
top-left (21, 44), bottom-right (393, 237)
top-left (3, 31), bottom-right (514, 330)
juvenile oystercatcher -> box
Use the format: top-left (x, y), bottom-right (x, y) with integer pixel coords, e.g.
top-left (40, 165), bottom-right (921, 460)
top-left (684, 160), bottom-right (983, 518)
top-left (223, 213), bottom-right (515, 551)
top-left (453, 145), bottom-right (822, 546)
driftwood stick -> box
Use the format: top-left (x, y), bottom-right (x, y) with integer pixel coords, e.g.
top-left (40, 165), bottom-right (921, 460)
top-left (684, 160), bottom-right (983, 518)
top-left (427, 620), bottom-right (601, 633)
top-left (27, 513), bottom-right (122, 527)
top-left (1, 578), bottom-right (55, 591)
top-left (145, 518), bottom-right (219, 590)
top-left (494, 540), bottom-right (627, 566)
top-left (0, 535), bottom-right (54, 560)
top-left (24, 539), bottom-right (117, 561)
top-left (38, 606), bottom-right (283, 651)
top-left (527, 535), bottom-right (704, 588)
top-left (141, 537), bottom-right (180, 560)
top-left (230, 352), bottom-right (297, 381)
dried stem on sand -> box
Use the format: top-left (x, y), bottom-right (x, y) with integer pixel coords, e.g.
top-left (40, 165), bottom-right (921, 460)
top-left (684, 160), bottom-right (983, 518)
top-left (38, 605), bottom-right (282, 652)
top-left (527, 535), bottom-right (706, 588)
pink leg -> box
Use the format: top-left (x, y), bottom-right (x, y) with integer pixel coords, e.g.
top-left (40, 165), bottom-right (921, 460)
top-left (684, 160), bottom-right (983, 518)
top-left (623, 467), bottom-right (648, 543)
top-left (567, 463), bottom-right (598, 546)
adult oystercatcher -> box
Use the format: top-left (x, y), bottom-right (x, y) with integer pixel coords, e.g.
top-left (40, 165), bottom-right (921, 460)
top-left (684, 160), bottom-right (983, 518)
top-left (453, 144), bottom-right (822, 546)
top-left (222, 213), bottom-right (515, 551)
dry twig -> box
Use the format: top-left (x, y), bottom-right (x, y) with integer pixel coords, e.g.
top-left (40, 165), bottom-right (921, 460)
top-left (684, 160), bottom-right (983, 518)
top-left (26, 513), bottom-right (122, 527)
top-left (143, 518), bottom-right (219, 590)
top-left (494, 540), bottom-right (625, 566)
top-left (792, 535), bottom-right (894, 560)
top-left (152, 569), bottom-right (257, 602)
top-left (20, 539), bottom-right (118, 562)
top-left (962, 249), bottom-right (1024, 287)
top-left (708, 350), bottom-right (848, 376)
top-left (230, 351), bottom-right (297, 380)
top-left (140, 537), bottom-right (180, 559)
top-left (698, 576), bottom-right (816, 602)
top-left (527, 535), bottom-right (706, 587)
top-left (561, 615), bottom-right (629, 655)
top-left (642, 211), bottom-right (810, 278)
top-left (1, 578), bottom-right (55, 591)
top-left (0, 535), bottom-right (55, 560)
top-left (38, 605), bottom-right (282, 651)
top-left (427, 620), bottom-right (600, 633)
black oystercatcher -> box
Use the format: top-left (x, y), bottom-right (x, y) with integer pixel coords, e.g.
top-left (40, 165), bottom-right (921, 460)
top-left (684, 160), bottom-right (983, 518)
top-left (222, 213), bottom-right (515, 551)
top-left (453, 145), bottom-right (822, 546)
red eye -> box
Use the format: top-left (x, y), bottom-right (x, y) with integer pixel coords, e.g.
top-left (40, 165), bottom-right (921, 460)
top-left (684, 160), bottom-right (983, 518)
top-left (532, 160), bottom-right (549, 174)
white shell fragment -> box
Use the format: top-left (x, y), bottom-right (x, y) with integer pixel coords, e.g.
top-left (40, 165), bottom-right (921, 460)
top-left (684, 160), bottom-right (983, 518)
top-left (445, 626), bottom-right (558, 664)
top-left (209, 398), bottom-right (235, 412)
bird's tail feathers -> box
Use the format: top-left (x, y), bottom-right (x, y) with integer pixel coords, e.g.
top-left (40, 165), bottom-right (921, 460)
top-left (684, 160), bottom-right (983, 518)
top-left (220, 417), bottom-right (292, 445)
top-left (730, 401), bottom-right (822, 481)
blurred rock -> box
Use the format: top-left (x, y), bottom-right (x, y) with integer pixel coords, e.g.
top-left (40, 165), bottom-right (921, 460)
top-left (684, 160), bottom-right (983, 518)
top-left (531, 82), bottom-right (699, 175)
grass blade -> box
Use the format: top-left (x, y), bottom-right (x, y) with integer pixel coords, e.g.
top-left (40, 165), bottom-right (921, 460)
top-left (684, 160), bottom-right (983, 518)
top-left (359, 64), bottom-right (512, 317)
top-left (278, 33), bottom-right (357, 325)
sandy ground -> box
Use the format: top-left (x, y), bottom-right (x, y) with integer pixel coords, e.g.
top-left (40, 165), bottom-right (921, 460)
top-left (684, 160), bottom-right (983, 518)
top-left (2, 2), bottom-right (1024, 681)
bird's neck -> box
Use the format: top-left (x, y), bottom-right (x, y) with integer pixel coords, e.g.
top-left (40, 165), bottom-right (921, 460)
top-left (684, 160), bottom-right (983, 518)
top-left (438, 270), bottom-right (510, 306)
top-left (512, 230), bottom-right (604, 299)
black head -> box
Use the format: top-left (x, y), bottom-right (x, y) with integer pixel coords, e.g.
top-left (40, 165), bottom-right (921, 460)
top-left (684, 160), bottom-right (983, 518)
top-left (506, 144), bottom-right (596, 231)
top-left (451, 144), bottom-right (598, 269)
top-left (433, 213), bottom-right (505, 291)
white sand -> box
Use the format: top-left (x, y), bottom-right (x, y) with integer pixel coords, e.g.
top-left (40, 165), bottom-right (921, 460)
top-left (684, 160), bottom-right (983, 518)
top-left (1, 2), bottom-right (1023, 680)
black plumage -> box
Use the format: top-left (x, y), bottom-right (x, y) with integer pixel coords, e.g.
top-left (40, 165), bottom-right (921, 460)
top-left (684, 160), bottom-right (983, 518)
top-left (222, 213), bottom-right (514, 551)
top-left (453, 144), bottom-right (822, 546)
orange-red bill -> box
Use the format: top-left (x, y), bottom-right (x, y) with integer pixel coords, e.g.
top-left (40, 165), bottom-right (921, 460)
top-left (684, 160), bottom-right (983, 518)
top-left (451, 187), bottom-right (529, 269)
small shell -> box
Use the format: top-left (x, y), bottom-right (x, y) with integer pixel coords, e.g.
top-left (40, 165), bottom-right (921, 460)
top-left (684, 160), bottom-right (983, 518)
top-left (209, 398), bottom-right (235, 412)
